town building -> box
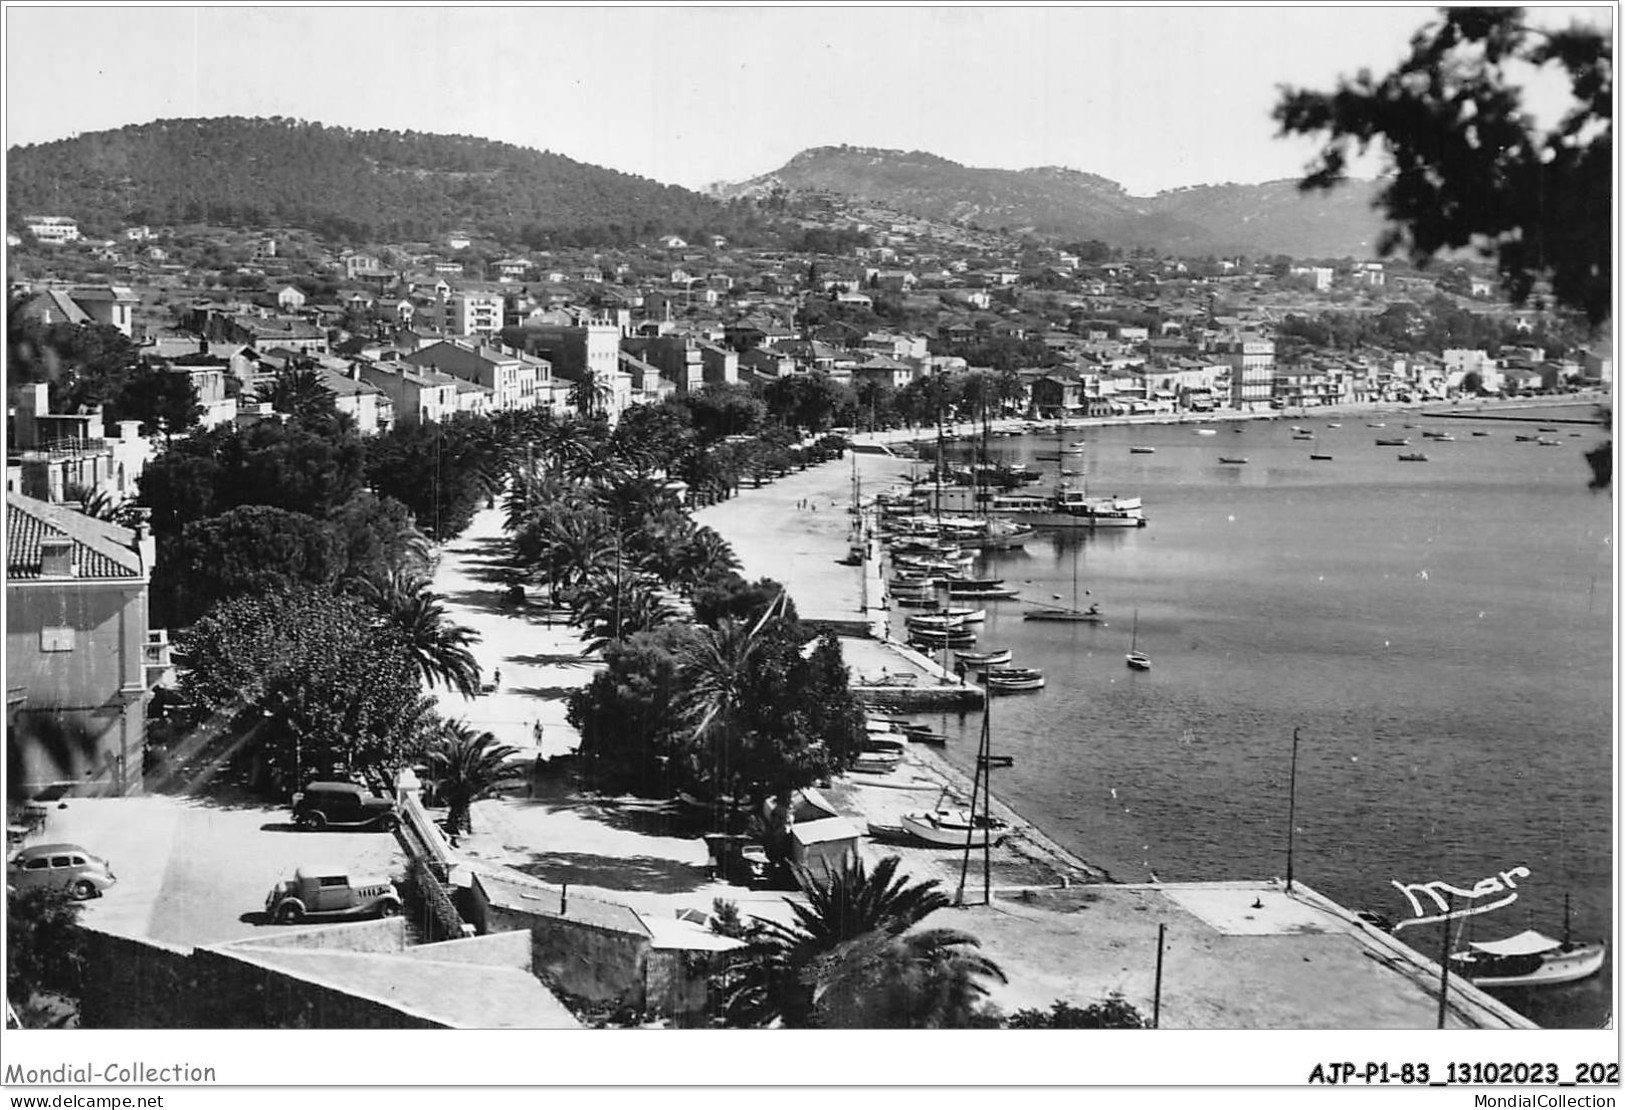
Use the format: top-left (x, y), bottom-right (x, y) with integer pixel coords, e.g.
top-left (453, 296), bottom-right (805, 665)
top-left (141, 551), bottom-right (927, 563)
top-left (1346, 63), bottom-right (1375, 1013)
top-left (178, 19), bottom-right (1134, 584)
top-left (6, 491), bottom-right (167, 797)
top-left (7, 384), bottom-right (151, 505)
top-left (404, 339), bottom-right (549, 413)
top-left (24, 215), bottom-right (80, 244)
top-left (1214, 334), bottom-right (1275, 410)
top-left (355, 360), bottom-right (461, 425)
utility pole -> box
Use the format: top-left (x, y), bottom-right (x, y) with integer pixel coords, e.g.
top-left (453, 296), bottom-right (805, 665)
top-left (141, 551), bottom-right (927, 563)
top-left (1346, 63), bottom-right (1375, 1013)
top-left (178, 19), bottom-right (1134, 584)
top-left (1286, 727), bottom-right (1301, 893)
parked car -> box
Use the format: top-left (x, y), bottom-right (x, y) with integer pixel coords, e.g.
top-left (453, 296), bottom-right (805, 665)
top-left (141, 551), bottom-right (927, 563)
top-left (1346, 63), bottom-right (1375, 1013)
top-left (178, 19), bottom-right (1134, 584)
top-left (264, 865), bottom-right (402, 924)
top-left (7, 843), bottom-right (116, 899)
top-left (291, 781), bottom-right (399, 831)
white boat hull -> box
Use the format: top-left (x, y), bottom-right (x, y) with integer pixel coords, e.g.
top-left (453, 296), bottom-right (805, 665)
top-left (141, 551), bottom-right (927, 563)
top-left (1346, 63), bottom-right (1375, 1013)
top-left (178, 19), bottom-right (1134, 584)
top-left (899, 810), bottom-right (1008, 848)
top-left (1451, 943), bottom-right (1607, 988)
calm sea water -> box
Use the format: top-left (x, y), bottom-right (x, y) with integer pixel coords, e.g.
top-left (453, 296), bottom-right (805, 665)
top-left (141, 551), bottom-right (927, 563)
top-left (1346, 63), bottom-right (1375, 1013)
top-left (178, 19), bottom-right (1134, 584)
top-left (893, 408), bottom-right (1614, 1028)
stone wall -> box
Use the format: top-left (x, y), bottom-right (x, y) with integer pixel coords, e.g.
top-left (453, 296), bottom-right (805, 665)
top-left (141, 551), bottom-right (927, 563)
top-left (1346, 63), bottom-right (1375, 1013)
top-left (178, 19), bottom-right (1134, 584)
top-left (76, 923), bottom-right (442, 1029)
top-left (526, 915), bottom-right (650, 1010)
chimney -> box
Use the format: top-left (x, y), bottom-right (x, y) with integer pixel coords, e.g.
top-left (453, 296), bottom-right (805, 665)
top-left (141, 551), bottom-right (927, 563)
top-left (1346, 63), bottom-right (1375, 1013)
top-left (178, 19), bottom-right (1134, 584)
top-left (129, 517), bottom-right (156, 574)
top-left (39, 536), bottom-right (76, 578)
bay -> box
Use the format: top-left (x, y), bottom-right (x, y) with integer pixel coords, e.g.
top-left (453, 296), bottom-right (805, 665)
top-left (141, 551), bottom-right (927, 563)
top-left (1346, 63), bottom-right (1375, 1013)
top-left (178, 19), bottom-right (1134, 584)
top-left (895, 409), bottom-right (1614, 1028)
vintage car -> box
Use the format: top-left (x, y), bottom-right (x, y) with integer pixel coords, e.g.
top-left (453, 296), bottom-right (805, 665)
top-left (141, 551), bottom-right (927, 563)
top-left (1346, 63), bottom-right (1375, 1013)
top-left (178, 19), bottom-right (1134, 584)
top-left (7, 843), bottom-right (116, 900)
top-left (264, 866), bottom-right (402, 924)
top-left (291, 782), bottom-right (399, 831)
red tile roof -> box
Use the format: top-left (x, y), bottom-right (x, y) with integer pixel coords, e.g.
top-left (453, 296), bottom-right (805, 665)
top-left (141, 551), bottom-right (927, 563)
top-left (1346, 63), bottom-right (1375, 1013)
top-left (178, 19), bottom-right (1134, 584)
top-left (6, 493), bottom-right (143, 581)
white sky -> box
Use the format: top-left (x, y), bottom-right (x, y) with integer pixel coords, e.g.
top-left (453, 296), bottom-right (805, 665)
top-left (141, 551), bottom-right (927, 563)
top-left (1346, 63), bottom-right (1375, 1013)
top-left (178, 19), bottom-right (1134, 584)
top-left (3, 4), bottom-right (1614, 196)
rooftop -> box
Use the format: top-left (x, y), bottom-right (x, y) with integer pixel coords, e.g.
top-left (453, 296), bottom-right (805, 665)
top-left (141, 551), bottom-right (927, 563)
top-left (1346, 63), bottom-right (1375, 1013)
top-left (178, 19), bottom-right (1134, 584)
top-left (6, 491), bottom-right (144, 581)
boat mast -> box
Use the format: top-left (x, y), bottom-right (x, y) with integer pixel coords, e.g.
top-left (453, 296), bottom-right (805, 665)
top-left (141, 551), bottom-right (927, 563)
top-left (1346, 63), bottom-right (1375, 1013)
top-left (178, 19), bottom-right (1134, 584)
top-left (956, 693), bottom-right (993, 907)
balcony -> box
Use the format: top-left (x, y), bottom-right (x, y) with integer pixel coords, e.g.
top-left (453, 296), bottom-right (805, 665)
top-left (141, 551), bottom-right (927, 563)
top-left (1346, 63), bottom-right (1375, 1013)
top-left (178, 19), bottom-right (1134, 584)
top-left (144, 629), bottom-right (174, 686)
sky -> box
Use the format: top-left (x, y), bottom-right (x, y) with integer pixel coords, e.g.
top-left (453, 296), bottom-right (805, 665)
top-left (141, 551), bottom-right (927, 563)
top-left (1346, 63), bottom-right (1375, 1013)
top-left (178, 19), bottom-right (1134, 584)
top-left (3, 4), bottom-right (1614, 196)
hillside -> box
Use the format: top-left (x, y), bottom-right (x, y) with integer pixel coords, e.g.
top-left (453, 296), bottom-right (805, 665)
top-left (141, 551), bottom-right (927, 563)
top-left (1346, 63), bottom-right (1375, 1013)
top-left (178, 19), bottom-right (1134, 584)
top-left (714, 145), bottom-right (1387, 257)
top-left (7, 118), bottom-right (772, 248)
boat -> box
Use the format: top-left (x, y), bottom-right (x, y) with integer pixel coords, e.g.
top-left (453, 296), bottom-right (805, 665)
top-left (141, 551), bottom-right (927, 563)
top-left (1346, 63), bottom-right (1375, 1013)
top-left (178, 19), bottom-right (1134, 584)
top-left (1368, 422), bottom-right (1386, 428)
top-left (1448, 899), bottom-right (1606, 988)
top-left (922, 483), bottom-right (1147, 530)
top-left (906, 730), bottom-right (948, 746)
top-left (946, 584), bottom-right (1020, 599)
top-left (1375, 437), bottom-right (1410, 446)
top-left (976, 754), bottom-right (1015, 768)
top-left (908, 628), bottom-right (977, 647)
top-left (1194, 429), bottom-right (1217, 436)
top-left (1023, 531), bottom-right (1101, 621)
top-left (898, 807), bottom-right (1009, 848)
top-left (1293, 433), bottom-right (1315, 441)
top-left (1537, 437), bottom-right (1562, 446)
top-left (1326, 422), bottom-right (1342, 428)
top-left (851, 750), bottom-right (902, 774)
top-left (1218, 456), bottom-right (1248, 465)
top-left (1126, 609), bottom-right (1151, 670)
top-left (1309, 453), bottom-right (1334, 461)
top-left (1422, 430), bottom-right (1455, 441)
top-left (1024, 604), bottom-right (1104, 622)
top-left (1129, 446), bottom-right (1156, 455)
top-left (1397, 452), bottom-right (1429, 462)
top-left (1538, 427), bottom-right (1558, 433)
top-left (955, 648), bottom-right (1012, 667)
top-left (986, 671), bottom-right (1045, 692)
top-left (1472, 431), bottom-right (1491, 437)
top-left (906, 613), bottom-right (966, 631)
top-left (1515, 434), bottom-right (1540, 442)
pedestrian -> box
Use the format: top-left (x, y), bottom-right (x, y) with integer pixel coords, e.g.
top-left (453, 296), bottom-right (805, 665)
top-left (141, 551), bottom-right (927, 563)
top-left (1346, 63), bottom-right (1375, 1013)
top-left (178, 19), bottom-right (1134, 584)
top-left (493, 667), bottom-right (502, 690)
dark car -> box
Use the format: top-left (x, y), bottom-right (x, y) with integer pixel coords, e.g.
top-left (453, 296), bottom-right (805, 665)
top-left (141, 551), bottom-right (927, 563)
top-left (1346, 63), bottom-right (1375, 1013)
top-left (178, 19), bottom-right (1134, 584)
top-left (291, 782), bottom-right (399, 831)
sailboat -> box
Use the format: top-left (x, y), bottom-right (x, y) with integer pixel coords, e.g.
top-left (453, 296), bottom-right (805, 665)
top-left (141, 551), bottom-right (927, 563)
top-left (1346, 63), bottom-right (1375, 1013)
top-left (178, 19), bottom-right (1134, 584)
top-left (1126, 609), bottom-right (1151, 670)
top-left (1024, 537), bottom-right (1104, 622)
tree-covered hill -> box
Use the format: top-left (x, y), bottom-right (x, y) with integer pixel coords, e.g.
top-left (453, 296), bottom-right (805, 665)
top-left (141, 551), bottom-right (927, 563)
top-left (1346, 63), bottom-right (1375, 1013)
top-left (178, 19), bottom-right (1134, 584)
top-left (7, 117), bottom-right (774, 247)
top-left (715, 145), bottom-right (1387, 257)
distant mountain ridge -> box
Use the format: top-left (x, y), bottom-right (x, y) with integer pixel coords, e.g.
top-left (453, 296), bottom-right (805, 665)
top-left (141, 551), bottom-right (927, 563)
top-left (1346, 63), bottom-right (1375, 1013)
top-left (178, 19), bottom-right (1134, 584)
top-left (6, 117), bottom-right (769, 247)
top-left (713, 145), bottom-right (1388, 257)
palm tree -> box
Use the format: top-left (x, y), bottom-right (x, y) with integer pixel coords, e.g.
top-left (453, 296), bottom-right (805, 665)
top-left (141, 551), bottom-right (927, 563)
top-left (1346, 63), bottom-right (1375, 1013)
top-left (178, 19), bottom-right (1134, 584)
top-left (262, 365), bottom-right (336, 425)
top-left (654, 525), bottom-right (738, 596)
top-left (424, 721), bottom-right (525, 834)
top-left (712, 854), bottom-right (962, 1028)
top-left (806, 926), bottom-right (1007, 1028)
top-left (355, 571), bottom-right (483, 696)
top-left (568, 564), bottom-right (677, 652)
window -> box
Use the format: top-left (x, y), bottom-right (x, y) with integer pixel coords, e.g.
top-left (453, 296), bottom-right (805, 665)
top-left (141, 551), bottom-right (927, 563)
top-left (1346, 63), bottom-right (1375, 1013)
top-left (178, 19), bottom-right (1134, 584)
top-left (23, 859), bottom-right (49, 871)
top-left (49, 856), bottom-right (71, 868)
top-left (40, 627), bottom-right (75, 652)
top-left (317, 876), bottom-right (347, 888)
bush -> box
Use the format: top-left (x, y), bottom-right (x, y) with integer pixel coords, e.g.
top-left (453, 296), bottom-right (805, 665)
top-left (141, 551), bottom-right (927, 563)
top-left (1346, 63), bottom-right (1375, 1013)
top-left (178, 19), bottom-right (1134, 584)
top-left (1005, 993), bottom-right (1150, 1028)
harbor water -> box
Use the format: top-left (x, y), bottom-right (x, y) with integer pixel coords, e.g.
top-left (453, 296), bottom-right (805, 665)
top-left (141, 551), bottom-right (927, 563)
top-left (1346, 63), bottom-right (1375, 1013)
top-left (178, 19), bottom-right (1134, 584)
top-left (892, 408), bottom-right (1614, 1028)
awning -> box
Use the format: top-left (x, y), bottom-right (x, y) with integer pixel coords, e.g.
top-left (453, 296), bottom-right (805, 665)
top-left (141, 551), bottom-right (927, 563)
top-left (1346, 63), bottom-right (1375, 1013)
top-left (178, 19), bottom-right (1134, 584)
top-left (1466, 930), bottom-right (1563, 957)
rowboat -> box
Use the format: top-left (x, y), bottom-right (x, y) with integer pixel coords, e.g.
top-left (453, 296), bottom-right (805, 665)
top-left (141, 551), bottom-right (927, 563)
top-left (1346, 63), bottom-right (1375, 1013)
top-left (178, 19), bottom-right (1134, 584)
top-left (955, 648), bottom-right (1012, 667)
top-left (1218, 457), bottom-right (1248, 464)
top-left (1129, 446), bottom-right (1156, 455)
